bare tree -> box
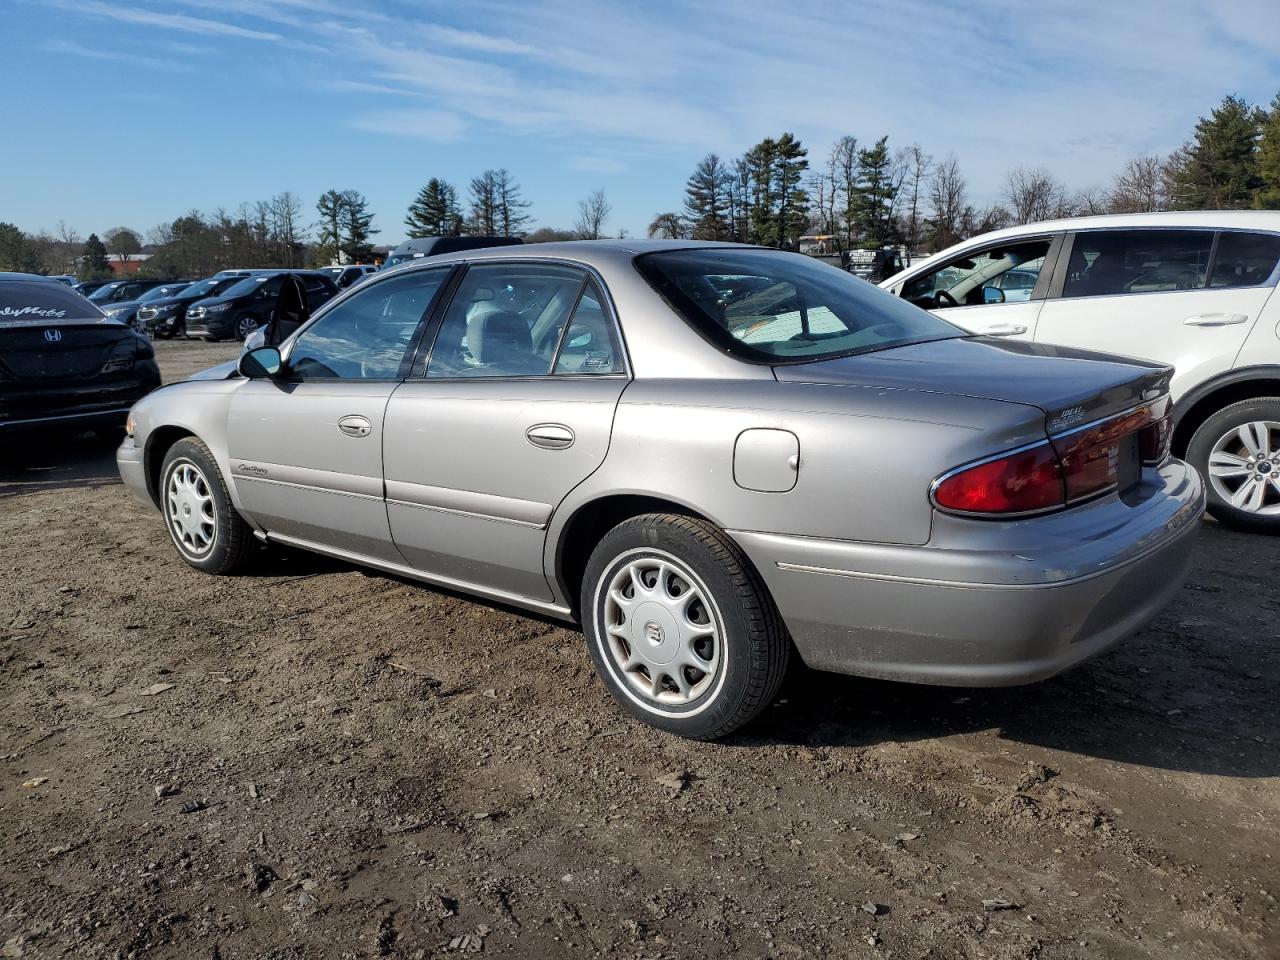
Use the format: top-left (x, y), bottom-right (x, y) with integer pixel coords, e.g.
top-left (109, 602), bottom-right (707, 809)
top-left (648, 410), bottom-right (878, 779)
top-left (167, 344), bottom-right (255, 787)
top-left (492, 169), bottom-right (532, 236)
top-left (104, 227), bottom-right (142, 263)
top-left (468, 171), bottom-right (500, 235)
top-left (833, 135), bottom-right (859, 250)
top-left (270, 191), bottom-right (306, 265)
top-left (1073, 184), bottom-right (1111, 216)
top-left (899, 144), bottom-right (932, 262)
top-left (1109, 156), bottom-right (1166, 213)
top-left (574, 189), bottom-right (611, 240)
top-left (1004, 166), bottom-right (1074, 224)
top-left (927, 153), bottom-right (968, 250)
top-left (647, 212), bottom-right (686, 239)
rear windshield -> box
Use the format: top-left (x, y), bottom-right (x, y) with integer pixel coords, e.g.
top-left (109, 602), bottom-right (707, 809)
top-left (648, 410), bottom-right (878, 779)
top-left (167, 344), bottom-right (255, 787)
top-left (0, 281), bottom-right (105, 323)
top-left (635, 248), bottom-right (962, 363)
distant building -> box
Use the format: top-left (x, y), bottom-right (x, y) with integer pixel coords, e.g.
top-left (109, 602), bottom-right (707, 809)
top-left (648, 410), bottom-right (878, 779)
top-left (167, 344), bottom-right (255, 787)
top-left (108, 253), bottom-right (152, 276)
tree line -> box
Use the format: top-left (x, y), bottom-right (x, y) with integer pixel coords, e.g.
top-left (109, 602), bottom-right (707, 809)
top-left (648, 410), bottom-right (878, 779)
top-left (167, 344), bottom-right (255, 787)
top-left (655, 91), bottom-right (1280, 257)
top-left (3, 90), bottom-right (1278, 279)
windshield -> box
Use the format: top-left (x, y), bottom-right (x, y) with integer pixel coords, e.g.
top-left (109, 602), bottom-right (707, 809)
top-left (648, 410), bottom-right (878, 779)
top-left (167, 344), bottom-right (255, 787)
top-left (139, 283), bottom-right (185, 302)
top-left (178, 277), bottom-right (231, 299)
top-left (0, 280), bottom-right (106, 323)
top-left (217, 275), bottom-right (273, 298)
top-left (635, 249), bottom-right (963, 363)
top-left (87, 282), bottom-right (125, 302)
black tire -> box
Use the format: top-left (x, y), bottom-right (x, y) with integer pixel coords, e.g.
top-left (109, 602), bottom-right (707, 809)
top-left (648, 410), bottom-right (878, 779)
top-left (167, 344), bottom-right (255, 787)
top-left (1186, 397), bottom-right (1280, 534)
top-left (159, 437), bottom-right (255, 573)
top-left (581, 513), bottom-right (790, 740)
top-left (233, 314), bottom-right (259, 342)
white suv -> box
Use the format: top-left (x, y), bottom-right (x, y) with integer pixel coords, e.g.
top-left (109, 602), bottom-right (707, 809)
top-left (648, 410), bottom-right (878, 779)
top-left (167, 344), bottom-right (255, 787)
top-left (882, 211), bottom-right (1280, 533)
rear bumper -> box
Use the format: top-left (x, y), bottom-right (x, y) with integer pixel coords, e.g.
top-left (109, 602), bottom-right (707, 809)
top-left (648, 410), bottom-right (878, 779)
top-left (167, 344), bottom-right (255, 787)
top-left (730, 459), bottom-right (1205, 686)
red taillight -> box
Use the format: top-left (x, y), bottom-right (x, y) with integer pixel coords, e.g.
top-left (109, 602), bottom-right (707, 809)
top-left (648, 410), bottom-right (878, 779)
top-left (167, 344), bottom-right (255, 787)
top-left (931, 443), bottom-right (1065, 515)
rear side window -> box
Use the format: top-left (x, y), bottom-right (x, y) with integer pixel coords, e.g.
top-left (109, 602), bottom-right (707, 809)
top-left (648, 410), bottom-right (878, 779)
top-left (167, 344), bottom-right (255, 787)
top-left (1210, 232), bottom-right (1280, 288)
top-left (0, 281), bottom-right (105, 323)
top-left (1063, 230), bottom-right (1213, 298)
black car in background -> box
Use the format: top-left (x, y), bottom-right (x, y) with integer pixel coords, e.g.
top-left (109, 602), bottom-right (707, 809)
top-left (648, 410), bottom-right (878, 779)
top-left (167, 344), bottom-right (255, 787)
top-left (0, 273), bottom-right (160, 437)
top-left (98, 280), bottom-right (194, 329)
top-left (138, 275), bottom-right (248, 339)
top-left (185, 270), bottom-right (338, 341)
top-left (87, 277), bottom-right (181, 310)
top-left (73, 279), bottom-right (113, 298)
top-left (382, 236), bottom-right (522, 269)
top-left (322, 264), bottom-right (378, 289)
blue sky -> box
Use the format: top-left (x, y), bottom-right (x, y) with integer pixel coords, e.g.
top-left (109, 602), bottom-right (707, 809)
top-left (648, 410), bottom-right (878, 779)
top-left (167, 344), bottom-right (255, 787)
top-left (3, 0), bottom-right (1279, 245)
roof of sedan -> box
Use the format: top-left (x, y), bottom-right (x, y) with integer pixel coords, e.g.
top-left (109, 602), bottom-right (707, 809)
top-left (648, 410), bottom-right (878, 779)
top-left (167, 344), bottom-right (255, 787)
top-left (0, 272), bottom-right (63, 283)
top-left (379, 238), bottom-right (761, 275)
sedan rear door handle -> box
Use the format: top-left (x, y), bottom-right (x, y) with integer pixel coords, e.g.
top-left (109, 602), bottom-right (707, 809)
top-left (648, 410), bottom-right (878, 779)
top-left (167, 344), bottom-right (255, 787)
top-left (1184, 313), bottom-right (1248, 326)
top-left (526, 423), bottom-right (575, 450)
top-left (975, 322), bottom-right (1027, 337)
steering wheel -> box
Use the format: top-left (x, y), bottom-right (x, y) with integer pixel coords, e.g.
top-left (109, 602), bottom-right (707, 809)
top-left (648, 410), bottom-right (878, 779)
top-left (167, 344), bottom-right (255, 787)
top-left (934, 290), bottom-right (959, 308)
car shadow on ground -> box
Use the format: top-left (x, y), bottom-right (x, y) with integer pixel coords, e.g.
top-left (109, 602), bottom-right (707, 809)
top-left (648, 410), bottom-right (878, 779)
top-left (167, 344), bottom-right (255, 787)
top-left (0, 433), bottom-right (122, 498)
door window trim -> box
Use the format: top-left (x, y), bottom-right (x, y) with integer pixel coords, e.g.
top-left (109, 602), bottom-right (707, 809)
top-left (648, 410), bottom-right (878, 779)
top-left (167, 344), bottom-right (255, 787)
top-left (412, 257), bottom-right (633, 382)
top-left (901, 233), bottom-right (1064, 309)
top-left (1047, 227), bottom-right (1280, 300)
top-left (279, 263), bottom-right (459, 383)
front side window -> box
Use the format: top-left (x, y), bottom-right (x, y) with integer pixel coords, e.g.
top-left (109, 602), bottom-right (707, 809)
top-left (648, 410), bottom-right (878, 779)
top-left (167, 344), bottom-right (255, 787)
top-left (426, 263), bottom-right (591, 378)
top-left (1063, 230), bottom-right (1213, 298)
top-left (1210, 232), bottom-right (1280, 288)
top-left (901, 240), bottom-right (1051, 308)
top-left (637, 248), bottom-right (960, 363)
top-left (287, 268), bottom-right (449, 380)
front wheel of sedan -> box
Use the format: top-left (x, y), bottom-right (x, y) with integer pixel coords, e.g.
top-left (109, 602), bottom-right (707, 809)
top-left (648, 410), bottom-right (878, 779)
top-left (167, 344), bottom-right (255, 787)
top-left (1187, 397), bottom-right (1280, 534)
top-left (581, 513), bottom-right (790, 740)
top-left (160, 438), bottom-right (255, 573)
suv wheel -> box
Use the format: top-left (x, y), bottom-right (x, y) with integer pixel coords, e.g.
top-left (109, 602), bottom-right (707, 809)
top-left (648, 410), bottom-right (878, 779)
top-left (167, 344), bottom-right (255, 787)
top-left (234, 314), bottom-right (259, 341)
top-left (1187, 398), bottom-right (1280, 533)
top-left (581, 513), bottom-right (790, 740)
top-left (160, 438), bottom-right (255, 573)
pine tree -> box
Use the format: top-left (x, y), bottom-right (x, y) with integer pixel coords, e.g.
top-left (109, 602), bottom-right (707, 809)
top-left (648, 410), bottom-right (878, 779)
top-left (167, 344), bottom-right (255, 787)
top-left (850, 136), bottom-right (900, 247)
top-left (315, 190), bottom-right (345, 265)
top-left (683, 154), bottom-right (732, 240)
top-left (405, 178), bottom-right (463, 237)
top-left (771, 133), bottom-right (808, 250)
top-left (1169, 95), bottom-right (1263, 209)
top-left (468, 171), bottom-right (500, 235)
top-left (339, 190), bottom-right (377, 263)
top-left (744, 138), bottom-right (778, 245)
top-left (493, 169), bottom-right (532, 236)
top-left (79, 233), bottom-right (111, 279)
top-left (0, 223), bottom-right (42, 273)
top-left (1255, 93), bottom-right (1280, 209)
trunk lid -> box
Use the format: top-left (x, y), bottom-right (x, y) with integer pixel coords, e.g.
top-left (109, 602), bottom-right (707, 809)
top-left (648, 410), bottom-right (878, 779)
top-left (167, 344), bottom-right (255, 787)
top-left (0, 321), bottom-right (138, 381)
top-left (773, 337), bottom-right (1172, 433)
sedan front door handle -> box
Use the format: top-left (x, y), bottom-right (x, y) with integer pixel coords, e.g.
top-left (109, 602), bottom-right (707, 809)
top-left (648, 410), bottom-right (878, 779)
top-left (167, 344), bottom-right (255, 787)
top-left (526, 423), bottom-right (575, 450)
top-left (1184, 313), bottom-right (1248, 326)
top-left (337, 414), bottom-right (372, 438)
top-left (975, 322), bottom-right (1027, 337)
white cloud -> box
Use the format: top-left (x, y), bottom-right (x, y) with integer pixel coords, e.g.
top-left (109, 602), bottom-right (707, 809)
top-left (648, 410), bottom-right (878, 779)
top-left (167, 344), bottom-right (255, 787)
top-left (348, 108), bottom-right (468, 142)
top-left (49, 0), bottom-right (286, 40)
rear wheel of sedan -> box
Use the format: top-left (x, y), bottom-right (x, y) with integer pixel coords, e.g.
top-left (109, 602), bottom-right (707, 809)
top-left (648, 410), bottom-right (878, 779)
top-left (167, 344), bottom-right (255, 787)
top-left (1187, 397), bottom-right (1280, 534)
top-left (581, 513), bottom-right (790, 740)
top-left (160, 438), bottom-right (254, 573)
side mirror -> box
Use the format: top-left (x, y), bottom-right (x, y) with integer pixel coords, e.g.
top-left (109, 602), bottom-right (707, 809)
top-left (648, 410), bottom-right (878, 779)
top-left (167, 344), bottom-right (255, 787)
top-left (238, 346), bottom-right (283, 379)
top-left (981, 285), bottom-right (1006, 304)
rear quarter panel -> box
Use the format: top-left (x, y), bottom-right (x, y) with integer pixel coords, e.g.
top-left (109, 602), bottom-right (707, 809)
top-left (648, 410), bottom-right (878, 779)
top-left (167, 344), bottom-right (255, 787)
top-left (545, 378), bottom-right (1051, 597)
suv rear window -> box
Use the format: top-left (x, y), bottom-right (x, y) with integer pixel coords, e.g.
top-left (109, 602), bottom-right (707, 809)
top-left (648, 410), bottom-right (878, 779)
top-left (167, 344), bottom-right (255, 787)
top-left (1210, 232), bottom-right (1280, 288)
top-left (635, 248), bottom-right (961, 363)
top-left (0, 281), bottom-right (106, 323)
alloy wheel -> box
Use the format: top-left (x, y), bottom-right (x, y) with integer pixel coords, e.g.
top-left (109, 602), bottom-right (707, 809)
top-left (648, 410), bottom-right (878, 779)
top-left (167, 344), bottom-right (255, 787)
top-left (1207, 420), bottom-right (1280, 515)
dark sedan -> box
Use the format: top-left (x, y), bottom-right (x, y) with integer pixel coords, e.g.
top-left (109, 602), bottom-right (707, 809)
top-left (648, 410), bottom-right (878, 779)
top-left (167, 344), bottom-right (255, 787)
top-left (0, 273), bottom-right (160, 437)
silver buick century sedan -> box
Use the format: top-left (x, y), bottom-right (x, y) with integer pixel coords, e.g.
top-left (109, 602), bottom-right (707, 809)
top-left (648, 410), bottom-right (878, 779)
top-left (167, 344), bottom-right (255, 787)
top-left (118, 241), bottom-right (1205, 739)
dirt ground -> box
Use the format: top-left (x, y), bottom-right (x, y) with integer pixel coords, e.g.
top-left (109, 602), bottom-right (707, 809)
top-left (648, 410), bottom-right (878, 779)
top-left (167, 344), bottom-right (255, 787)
top-left (1, 340), bottom-right (1277, 959)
